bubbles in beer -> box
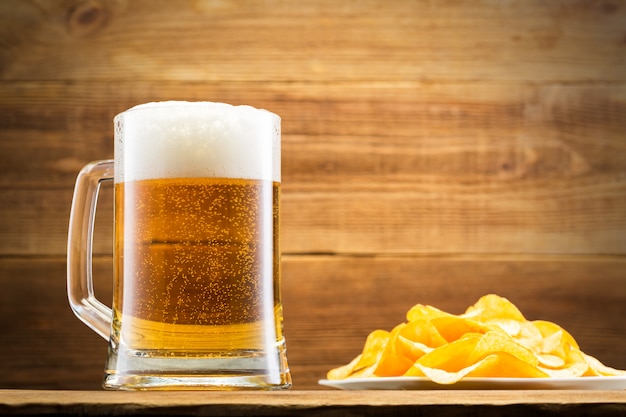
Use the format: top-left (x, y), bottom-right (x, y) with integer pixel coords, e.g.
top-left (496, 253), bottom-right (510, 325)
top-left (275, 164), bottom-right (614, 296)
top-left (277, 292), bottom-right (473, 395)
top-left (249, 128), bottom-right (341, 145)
top-left (114, 177), bottom-right (281, 352)
top-left (117, 177), bottom-right (276, 326)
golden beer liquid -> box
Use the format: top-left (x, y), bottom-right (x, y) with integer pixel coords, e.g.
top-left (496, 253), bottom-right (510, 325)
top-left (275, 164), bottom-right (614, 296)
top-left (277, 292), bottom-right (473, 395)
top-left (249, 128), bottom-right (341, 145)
top-left (112, 177), bottom-right (282, 355)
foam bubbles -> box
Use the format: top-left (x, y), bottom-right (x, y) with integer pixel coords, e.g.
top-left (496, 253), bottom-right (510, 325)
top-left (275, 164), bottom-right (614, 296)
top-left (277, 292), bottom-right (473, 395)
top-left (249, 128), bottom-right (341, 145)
top-left (114, 101), bottom-right (280, 183)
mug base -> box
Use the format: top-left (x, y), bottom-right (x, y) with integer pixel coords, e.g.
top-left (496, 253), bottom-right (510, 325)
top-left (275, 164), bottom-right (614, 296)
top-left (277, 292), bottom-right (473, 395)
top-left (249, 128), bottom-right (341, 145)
top-left (103, 341), bottom-right (291, 390)
top-left (103, 372), bottom-right (292, 390)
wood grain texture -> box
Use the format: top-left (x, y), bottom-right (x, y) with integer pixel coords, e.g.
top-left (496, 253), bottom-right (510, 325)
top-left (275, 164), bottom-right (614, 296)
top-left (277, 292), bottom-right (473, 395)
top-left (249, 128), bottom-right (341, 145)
top-left (0, 256), bottom-right (624, 390)
top-left (1, 0), bottom-right (625, 82)
top-left (1, 390), bottom-right (625, 416)
top-left (1, 82), bottom-right (625, 255)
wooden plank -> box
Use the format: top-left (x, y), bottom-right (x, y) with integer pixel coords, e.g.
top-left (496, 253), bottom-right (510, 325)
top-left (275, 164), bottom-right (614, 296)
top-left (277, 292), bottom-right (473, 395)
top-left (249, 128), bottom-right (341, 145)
top-left (3, 82), bottom-right (625, 191)
top-left (282, 179), bottom-right (626, 255)
top-left (0, 390), bottom-right (625, 417)
top-left (3, 179), bottom-right (625, 256)
top-left (0, 258), bottom-right (110, 390)
top-left (1, 82), bottom-right (625, 255)
top-left (0, 186), bottom-right (114, 256)
top-left (3, 82), bottom-right (626, 163)
top-left (1, 0), bottom-right (625, 82)
top-left (0, 256), bottom-right (624, 391)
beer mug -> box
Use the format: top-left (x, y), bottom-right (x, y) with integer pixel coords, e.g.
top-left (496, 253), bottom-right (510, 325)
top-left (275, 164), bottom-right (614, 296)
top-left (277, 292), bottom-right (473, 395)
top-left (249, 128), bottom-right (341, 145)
top-left (67, 101), bottom-right (291, 390)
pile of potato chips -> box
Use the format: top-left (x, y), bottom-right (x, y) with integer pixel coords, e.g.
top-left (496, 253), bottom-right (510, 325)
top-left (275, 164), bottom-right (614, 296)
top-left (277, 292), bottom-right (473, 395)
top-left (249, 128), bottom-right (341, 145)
top-left (327, 294), bottom-right (625, 384)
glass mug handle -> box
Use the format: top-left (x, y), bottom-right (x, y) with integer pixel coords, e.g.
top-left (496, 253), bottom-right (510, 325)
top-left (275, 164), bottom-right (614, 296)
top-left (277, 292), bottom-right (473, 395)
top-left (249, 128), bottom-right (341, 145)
top-left (67, 159), bottom-right (114, 340)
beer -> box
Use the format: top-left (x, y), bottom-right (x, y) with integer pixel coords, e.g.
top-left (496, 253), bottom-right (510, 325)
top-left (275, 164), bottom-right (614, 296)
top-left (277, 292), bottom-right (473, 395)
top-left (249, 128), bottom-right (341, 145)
top-left (113, 177), bottom-right (281, 353)
top-left (63, 100), bottom-right (294, 389)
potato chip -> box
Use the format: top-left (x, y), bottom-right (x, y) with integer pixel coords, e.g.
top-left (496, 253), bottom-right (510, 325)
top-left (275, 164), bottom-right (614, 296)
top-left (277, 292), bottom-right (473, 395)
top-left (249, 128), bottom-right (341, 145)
top-left (406, 303), bottom-right (450, 322)
top-left (353, 329), bottom-right (389, 372)
top-left (582, 352), bottom-right (626, 377)
top-left (515, 321), bottom-right (545, 352)
top-left (485, 318), bottom-right (521, 337)
top-left (399, 319), bottom-right (447, 347)
top-left (533, 320), bottom-right (579, 351)
top-left (540, 361), bottom-right (588, 378)
top-left (462, 294), bottom-right (526, 322)
top-left (326, 294), bottom-right (626, 384)
top-left (326, 354), bottom-right (363, 380)
top-left (537, 353), bottom-right (565, 369)
top-left (408, 333), bottom-right (483, 374)
top-left (326, 329), bottom-right (389, 380)
top-left (374, 324), bottom-right (415, 376)
top-left (465, 352), bottom-right (549, 379)
top-left (395, 335), bottom-right (433, 362)
top-left (430, 315), bottom-right (488, 343)
top-left (411, 351), bottom-right (548, 384)
top-left (468, 330), bottom-right (538, 368)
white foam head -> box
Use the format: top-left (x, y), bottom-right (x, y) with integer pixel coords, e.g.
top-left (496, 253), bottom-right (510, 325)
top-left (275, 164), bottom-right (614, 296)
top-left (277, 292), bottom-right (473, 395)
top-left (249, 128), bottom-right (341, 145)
top-left (114, 101), bottom-right (280, 183)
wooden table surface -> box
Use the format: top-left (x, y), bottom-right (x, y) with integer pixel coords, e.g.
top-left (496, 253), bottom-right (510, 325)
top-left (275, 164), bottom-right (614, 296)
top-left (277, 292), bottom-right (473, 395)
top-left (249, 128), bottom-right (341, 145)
top-left (1, 389), bottom-right (625, 416)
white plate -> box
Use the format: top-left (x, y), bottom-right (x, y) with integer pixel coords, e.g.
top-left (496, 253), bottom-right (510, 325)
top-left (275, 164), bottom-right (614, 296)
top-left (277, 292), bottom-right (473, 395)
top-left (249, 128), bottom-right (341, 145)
top-left (319, 376), bottom-right (626, 390)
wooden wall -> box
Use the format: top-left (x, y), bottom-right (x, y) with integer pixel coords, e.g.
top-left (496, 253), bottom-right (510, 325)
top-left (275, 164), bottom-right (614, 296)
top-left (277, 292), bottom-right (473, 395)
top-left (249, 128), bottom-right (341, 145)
top-left (0, 0), bottom-right (625, 390)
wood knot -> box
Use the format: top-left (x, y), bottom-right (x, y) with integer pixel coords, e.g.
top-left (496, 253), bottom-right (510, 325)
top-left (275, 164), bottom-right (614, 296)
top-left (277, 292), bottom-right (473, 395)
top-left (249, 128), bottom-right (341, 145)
top-left (598, 0), bottom-right (619, 15)
top-left (68, 0), bottom-right (109, 37)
